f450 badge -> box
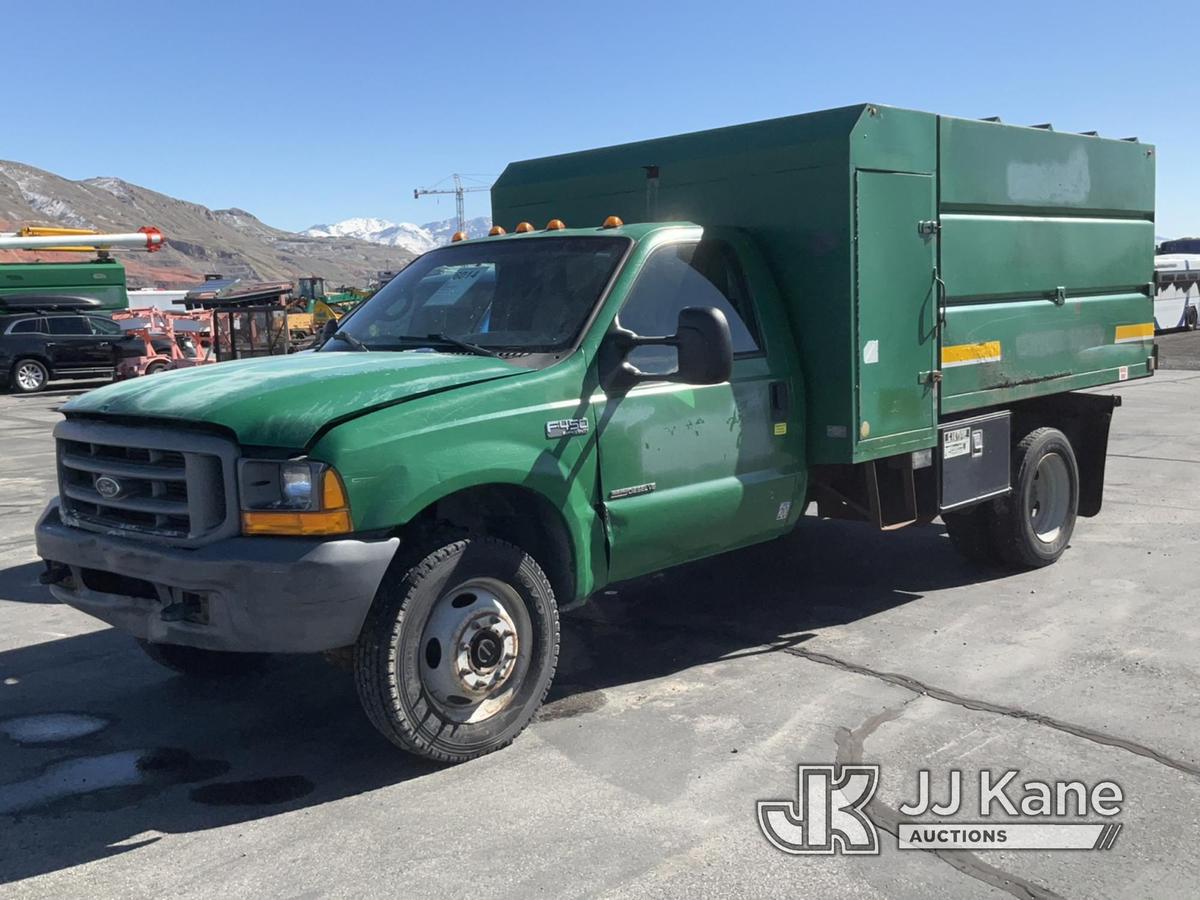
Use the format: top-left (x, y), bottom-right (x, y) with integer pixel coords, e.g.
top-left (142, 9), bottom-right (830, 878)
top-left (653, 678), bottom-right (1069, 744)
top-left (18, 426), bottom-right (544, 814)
top-left (545, 418), bottom-right (589, 439)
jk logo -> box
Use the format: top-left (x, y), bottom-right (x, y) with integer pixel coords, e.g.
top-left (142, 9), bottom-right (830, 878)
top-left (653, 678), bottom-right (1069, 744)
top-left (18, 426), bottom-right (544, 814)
top-left (757, 765), bottom-right (881, 855)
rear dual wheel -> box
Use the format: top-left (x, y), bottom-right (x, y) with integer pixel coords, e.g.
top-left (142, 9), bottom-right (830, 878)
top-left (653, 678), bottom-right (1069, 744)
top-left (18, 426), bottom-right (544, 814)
top-left (354, 536), bottom-right (560, 763)
top-left (944, 427), bottom-right (1079, 569)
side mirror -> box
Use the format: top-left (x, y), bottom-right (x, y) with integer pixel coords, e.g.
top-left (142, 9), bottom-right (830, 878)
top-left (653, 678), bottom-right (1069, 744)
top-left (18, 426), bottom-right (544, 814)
top-left (601, 306), bottom-right (733, 393)
top-left (674, 306), bottom-right (733, 385)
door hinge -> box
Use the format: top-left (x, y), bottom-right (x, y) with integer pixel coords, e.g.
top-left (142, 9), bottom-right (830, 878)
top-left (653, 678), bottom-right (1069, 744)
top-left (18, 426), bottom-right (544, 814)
top-left (917, 220), bottom-right (941, 236)
top-left (919, 370), bottom-right (943, 385)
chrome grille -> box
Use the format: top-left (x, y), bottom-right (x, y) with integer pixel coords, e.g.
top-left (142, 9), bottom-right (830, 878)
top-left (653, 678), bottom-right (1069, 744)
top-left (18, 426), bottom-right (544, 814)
top-left (55, 420), bottom-right (239, 546)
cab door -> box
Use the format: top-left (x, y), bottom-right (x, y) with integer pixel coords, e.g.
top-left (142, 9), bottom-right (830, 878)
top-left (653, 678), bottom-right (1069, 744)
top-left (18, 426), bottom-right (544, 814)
top-left (595, 238), bottom-right (802, 582)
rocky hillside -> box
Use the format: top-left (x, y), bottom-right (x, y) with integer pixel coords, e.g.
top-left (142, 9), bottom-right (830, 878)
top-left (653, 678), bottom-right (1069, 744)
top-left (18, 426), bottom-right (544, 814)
top-left (0, 161), bottom-right (415, 288)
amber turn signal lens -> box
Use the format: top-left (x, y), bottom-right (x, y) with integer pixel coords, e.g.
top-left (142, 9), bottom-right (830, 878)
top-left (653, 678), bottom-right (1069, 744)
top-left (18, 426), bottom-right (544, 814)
top-left (241, 509), bottom-right (353, 536)
top-left (514, 221), bottom-right (534, 233)
top-left (451, 231), bottom-right (468, 242)
top-left (546, 219), bottom-right (566, 230)
top-left (602, 215), bottom-right (624, 228)
top-left (488, 225), bottom-right (506, 236)
top-left (321, 468), bottom-right (348, 509)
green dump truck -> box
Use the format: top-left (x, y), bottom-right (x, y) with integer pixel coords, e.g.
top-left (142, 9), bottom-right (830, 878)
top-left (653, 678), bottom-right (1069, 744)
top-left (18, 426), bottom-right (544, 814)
top-left (36, 105), bottom-right (1156, 761)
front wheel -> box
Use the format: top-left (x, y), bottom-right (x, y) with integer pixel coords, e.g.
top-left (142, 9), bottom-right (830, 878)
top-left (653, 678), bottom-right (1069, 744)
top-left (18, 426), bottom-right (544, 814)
top-left (354, 537), bottom-right (560, 762)
top-left (10, 358), bottom-right (49, 394)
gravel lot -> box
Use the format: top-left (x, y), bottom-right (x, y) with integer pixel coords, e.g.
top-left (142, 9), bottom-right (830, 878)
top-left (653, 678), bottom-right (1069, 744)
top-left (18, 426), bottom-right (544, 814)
top-left (1, 356), bottom-right (1198, 899)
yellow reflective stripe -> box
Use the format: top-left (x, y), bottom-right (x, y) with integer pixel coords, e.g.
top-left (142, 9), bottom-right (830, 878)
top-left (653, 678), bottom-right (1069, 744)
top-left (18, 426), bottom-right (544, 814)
top-left (941, 341), bottom-right (1002, 367)
top-left (1114, 323), bottom-right (1154, 343)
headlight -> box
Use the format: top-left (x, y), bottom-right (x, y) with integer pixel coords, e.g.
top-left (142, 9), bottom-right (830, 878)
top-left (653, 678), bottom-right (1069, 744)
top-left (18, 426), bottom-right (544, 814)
top-left (280, 463), bottom-right (315, 509)
top-left (237, 459), bottom-right (352, 535)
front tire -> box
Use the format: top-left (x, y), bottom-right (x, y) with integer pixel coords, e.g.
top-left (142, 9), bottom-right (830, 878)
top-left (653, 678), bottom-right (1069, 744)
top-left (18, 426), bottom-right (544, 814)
top-left (991, 427), bottom-right (1079, 568)
top-left (354, 537), bottom-right (560, 762)
top-left (10, 358), bottom-right (49, 394)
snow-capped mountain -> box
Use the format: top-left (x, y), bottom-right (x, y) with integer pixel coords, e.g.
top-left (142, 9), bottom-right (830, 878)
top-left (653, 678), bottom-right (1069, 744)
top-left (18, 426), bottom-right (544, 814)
top-left (302, 216), bottom-right (492, 255)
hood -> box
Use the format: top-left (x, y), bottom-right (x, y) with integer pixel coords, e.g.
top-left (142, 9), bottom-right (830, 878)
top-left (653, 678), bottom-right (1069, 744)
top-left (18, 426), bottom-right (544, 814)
top-left (63, 350), bottom-right (524, 449)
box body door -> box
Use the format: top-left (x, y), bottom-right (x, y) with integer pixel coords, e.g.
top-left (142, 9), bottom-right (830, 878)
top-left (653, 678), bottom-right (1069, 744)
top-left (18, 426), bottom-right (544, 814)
top-left (854, 171), bottom-right (938, 458)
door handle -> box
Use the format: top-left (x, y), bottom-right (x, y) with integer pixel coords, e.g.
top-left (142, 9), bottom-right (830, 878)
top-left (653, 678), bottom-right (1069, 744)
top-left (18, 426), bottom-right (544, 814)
top-left (934, 269), bottom-right (947, 327)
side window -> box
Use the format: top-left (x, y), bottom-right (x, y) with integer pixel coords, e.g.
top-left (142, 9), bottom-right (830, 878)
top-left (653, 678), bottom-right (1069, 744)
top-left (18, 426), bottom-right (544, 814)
top-left (617, 240), bottom-right (762, 375)
top-left (9, 318), bottom-right (46, 334)
top-left (46, 316), bottom-right (90, 335)
top-left (88, 316), bottom-right (123, 335)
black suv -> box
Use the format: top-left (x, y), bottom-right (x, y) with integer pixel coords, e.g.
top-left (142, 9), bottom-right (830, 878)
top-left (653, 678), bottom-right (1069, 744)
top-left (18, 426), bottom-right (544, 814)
top-left (1, 312), bottom-right (130, 394)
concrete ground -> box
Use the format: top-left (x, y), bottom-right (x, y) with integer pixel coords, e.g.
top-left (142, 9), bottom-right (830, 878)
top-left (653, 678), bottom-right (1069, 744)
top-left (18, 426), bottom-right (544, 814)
top-left (1156, 328), bottom-right (1200, 370)
top-left (1, 362), bottom-right (1198, 899)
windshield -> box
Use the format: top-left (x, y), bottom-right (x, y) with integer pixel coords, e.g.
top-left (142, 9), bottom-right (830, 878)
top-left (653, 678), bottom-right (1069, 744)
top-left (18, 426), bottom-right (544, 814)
top-left (321, 236), bottom-right (629, 354)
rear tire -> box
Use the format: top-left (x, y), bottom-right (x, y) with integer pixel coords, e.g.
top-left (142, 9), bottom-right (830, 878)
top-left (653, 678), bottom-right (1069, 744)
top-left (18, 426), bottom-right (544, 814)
top-left (137, 640), bottom-right (268, 677)
top-left (990, 427), bottom-right (1079, 568)
top-left (10, 358), bottom-right (49, 394)
top-left (354, 536), bottom-right (560, 762)
top-left (1185, 305), bottom-right (1198, 331)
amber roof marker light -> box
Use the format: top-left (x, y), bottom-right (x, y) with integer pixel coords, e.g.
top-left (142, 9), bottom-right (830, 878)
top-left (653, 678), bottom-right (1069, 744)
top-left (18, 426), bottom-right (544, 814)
top-left (514, 221), bottom-right (535, 233)
top-left (451, 231), bottom-right (468, 242)
top-left (602, 215), bottom-right (624, 228)
top-left (488, 225), bottom-right (507, 236)
top-left (546, 219), bottom-right (566, 231)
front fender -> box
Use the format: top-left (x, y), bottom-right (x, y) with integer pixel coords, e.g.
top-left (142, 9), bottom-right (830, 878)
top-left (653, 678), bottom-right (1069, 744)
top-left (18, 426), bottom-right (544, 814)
top-left (309, 358), bottom-right (606, 599)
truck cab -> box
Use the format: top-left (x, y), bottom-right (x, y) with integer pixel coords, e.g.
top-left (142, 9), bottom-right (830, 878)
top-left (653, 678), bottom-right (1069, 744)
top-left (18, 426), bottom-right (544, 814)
top-left (36, 105), bottom-right (1155, 762)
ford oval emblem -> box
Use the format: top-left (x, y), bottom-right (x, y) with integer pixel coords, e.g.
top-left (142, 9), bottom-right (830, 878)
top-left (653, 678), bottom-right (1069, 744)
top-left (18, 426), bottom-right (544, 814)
top-left (94, 475), bottom-right (122, 499)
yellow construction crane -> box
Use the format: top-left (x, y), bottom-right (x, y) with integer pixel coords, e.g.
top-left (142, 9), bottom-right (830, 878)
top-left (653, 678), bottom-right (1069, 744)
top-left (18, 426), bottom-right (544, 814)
top-left (413, 174), bottom-right (492, 236)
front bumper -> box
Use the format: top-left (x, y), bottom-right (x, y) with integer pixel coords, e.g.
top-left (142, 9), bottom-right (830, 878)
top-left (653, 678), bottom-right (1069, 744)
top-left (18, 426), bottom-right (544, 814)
top-left (35, 500), bottom-right (398, 653)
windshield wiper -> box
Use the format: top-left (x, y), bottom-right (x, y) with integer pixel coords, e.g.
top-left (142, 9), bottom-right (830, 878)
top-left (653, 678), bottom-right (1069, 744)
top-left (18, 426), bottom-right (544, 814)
top-left (422, 333), bottom-right (500, 358)
top-left (330, 330), bottom-right (370, 352)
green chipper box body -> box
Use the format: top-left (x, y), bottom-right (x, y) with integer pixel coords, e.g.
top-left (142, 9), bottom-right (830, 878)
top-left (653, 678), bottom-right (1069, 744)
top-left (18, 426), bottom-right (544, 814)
top-left (492, 104), bottom-right (1156, 466)
top-left (0, 259), bottom-right (131, 311)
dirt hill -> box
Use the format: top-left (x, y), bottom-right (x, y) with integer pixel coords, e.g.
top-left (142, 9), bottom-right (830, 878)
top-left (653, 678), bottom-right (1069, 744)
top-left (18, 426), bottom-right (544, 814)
top-left (0, 161), bottom-right (415, 288)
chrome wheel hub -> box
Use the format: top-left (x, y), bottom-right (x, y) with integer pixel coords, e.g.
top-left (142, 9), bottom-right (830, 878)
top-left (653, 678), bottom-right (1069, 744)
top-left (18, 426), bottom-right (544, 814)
top-left (419, 578), bottom-right (525, 723)
top-left (16, 363), bottom-right (44, 391)
top-left (1029, 453), bottom-right (1070, 543)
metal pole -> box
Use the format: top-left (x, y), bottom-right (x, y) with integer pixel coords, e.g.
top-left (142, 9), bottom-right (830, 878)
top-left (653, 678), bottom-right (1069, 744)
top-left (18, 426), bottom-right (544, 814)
top-left (0, 230), bottom-right (164, 251)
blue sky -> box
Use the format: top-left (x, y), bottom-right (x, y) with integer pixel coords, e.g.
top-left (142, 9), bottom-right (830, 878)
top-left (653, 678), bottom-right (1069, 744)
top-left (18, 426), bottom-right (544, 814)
top-left (6, 1), bottom-right (1195, 236)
